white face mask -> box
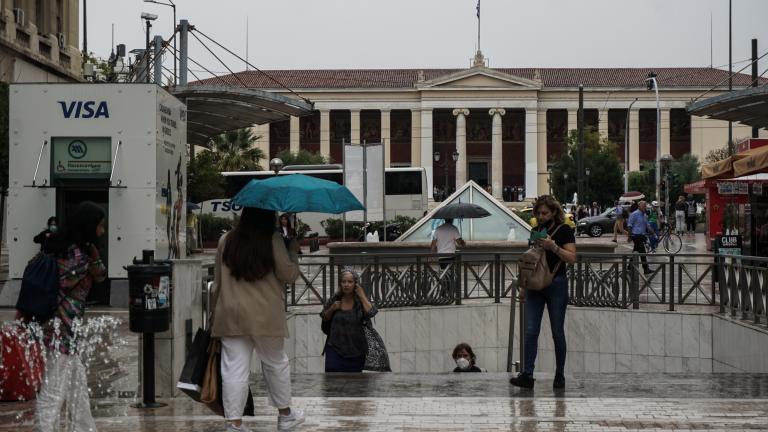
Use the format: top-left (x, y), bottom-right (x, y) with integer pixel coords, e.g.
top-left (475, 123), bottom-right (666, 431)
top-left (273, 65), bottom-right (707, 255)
top-left (456, 357), bottom-right (471, 370)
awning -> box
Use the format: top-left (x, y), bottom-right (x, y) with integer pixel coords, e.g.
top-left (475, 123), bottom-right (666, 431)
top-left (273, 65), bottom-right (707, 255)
top-left (700, 146), bottom-right (768, 179)
top-left (172, 85), bottom-right (314, 148)
top-left (734, 145), bottom-right (768, 177)
top-left (687, 85), bottom-right (768, 129)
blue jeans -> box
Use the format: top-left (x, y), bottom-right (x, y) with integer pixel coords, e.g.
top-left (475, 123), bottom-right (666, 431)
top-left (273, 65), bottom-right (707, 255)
top-left (649, 221), bottom-right (660, 250)
top-left (523, 274), bottom-right (568, 376)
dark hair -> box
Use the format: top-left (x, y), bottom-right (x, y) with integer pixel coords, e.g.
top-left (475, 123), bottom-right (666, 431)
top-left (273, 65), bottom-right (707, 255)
top-left (65, 202), bottom-right (105, 247)
top-left (444, 218), bottom-right (454, 224)
top-left (532, 195), bottom-right (565, 226)
top-left (47, 216), bottom-right (58, 225)
top-left (222, 207), bottom-right (276, 282)
top-left (452, 343), bottom-right (477, 365)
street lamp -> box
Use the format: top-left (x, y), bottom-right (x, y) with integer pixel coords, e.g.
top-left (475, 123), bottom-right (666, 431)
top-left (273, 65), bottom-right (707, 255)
top-left (141, 12), bottom-right (158, 83)
top-left (660, 154), bottom-right (674, 227)
top-left (144, 0), bottom-right (176, 85)
top-left (585, 168), bottom-right (590, 204)
top-left (563, 172), bottom-right (569, 204)
top-left (269, 158), bottom-right (284, 174)
top-left (433, 150), bottom-right (459, 201)
top-left (624, 97), bottom-right (638, 193)
top-left (645, 71), bottom-right (661, 206)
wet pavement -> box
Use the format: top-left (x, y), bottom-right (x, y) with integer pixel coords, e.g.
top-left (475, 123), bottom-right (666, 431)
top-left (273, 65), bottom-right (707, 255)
top-left (2, 372), bottom-right (768, 431)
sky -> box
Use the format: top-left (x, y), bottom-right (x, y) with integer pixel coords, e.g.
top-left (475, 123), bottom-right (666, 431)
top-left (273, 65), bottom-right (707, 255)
top-left (83, 0), bottom-right (768, 80)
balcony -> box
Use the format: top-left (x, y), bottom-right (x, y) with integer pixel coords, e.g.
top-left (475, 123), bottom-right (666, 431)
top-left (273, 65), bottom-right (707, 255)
top-left (14, 27), bottom-right (29, 48)
top-left (38, 38), bottom-right (51, 59)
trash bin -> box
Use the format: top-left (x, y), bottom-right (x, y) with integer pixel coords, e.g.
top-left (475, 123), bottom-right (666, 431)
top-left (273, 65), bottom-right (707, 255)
top-left (127, 250), bottom-right (172, 333)
top-left (307, 232), bottom-right (319, 252)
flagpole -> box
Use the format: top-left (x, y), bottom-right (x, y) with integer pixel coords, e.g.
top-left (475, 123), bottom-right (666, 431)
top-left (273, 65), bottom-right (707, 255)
top-left (477, 0), bottom-right (481, 52)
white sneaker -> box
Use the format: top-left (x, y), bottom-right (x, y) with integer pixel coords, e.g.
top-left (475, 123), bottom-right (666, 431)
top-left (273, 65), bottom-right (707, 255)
top-left (278, 408), bottom-right (306, 430)
top-left (226, 423), bottom-right (252, 432)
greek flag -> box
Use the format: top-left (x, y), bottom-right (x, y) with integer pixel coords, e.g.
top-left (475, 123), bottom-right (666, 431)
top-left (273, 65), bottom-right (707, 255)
top-left (476, 0), bottom-right (480, 18)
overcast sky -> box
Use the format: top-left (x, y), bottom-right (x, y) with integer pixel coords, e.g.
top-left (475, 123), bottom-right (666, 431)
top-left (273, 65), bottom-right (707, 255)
top-left (83, 0), bottom-right (768, 80)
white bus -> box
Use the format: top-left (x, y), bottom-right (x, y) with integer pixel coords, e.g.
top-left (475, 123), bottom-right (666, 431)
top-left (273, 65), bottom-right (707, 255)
top-left (220, 165), bottom-right (428, 236)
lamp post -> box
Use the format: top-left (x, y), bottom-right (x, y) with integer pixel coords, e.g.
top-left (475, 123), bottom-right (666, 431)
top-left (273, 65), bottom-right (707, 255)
top-left (660, 154), bottom-right (674, 229)
top-left (645, 72), bottom-right (661, 204)
top-left (141, 12), bottom-right (158, 83)
top-left (269, 158), bottom-right (284, 175)
top-left (624, 98), bottom-right (638, 193)
top-left (585, 167), bottom-right (591, 204)
top-left (563, 172), bottom-right (569, 204)
top-left (144, 0), bottom-right (176, 85)
top-left (434, 150), bottom-right (459, 201)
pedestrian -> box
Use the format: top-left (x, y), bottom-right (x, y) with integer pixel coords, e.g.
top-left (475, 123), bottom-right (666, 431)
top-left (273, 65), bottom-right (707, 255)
top-left (628, 200), bottom-right (653, 274)
top-left (430, 218), bottom-right (465, 267)
top-left (34, 202), bottom-right (107, 432)
top-left (211, 207), bottom-right (305, 432)
top-left (320, 269), bottom-right (377, 372)
top-left (612, 201), bottom-right (627, 242)
top-left (589, 202), bottom-right (601, 217)
top-left (510, 195), bottom-right (576, 390)
top-left (33, 216), bottom-right (59, 254)
top-left (647, 201), bottom-right (662, 252)
top-left (452, 343), bottom-right (482, 372)
top-left (675, 195), bottom-right (687, 235)
top-left (686, 199), bottom-right (697, 236)
top-left (278, 214), bottom-right (299, 253)
top-left (577, 205), bottom-right (587, 221)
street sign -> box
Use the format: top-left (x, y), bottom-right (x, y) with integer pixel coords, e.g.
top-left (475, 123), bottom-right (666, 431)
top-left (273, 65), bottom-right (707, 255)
top-left (716, 235), bottom-right (742, 256)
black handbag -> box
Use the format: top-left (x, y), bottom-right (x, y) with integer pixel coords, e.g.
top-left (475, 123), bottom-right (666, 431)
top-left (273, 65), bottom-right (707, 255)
top-left (177, 327), bottom-right (211, 401)
top-left (362, 319), bottom-right (391, 372)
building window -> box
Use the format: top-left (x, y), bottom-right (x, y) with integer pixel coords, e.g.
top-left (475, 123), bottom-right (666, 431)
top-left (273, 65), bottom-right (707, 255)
top-left (299, 110), bottom-right (320, 154)
top-left (502, 109), bottom-right (525, 188)
top-left (670, 109), bottom-right (691, 158)
top-left (608, 109), bottom-right (628, 163)
top-left (360, 110), bottom-right (381, 143)
top-left (329, 110), bottom-right (350, 164)
top-left (390, 109), bottom-right (411, 166)
top-left (546, 109), bottom-right (567, 164)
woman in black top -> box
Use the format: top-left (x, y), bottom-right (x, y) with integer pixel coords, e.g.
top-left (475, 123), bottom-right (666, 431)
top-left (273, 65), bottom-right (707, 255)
top-left (452, 343), bottom-right (482, 372)
top-left (33, 216), bottom-right (59, 254)
top-left (510, 195), bottom-right (577, 390)
top-left (321, 269), bottom-right (377, 372)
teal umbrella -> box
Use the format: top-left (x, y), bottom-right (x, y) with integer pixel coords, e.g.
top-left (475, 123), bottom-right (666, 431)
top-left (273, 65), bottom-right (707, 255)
top-left (231, 174), bottom-right (365, 214)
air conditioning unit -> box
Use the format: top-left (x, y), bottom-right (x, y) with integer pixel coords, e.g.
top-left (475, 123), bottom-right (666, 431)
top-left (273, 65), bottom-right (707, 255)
top-left (57, 33), bottom-right (66, 48)
top-left (12, 8), bottom-right (25, 27)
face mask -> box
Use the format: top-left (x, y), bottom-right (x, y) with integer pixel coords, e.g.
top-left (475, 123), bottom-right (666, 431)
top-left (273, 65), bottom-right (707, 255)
top-left (48, 225), bottom-right (58, 233)
top-left (456, 357), bottom-right (471, 370)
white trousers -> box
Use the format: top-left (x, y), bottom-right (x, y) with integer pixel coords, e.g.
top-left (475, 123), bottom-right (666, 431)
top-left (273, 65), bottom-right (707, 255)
top-left (34, 354), bottom-right (96, 432)
top-left (675, 211), bottom-right (686, 234)
top-left (220, 335), bottom-right (291, 420)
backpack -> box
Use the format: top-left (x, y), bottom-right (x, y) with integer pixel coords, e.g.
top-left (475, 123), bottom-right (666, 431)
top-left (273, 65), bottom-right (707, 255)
top-left (518, 225), bottom-right (564, 291)
top-left (15, 253), bottom-right (60, 322)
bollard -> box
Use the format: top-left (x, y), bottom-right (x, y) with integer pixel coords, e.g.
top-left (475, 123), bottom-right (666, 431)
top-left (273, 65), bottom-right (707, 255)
top-left (126, 250), bottom-right (171, 408)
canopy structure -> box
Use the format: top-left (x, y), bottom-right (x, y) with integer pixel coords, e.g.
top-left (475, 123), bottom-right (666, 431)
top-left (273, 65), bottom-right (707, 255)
top-left (172, 85), bottom-right (314, 148)
top-left (734, 145), bottom-right (768, 177)
top-left (398, 181), bottom-right (531, 242)
top-left (700, 146), bottom-right (768, 179)
top-left (687, 85), bottom-right (768, 129)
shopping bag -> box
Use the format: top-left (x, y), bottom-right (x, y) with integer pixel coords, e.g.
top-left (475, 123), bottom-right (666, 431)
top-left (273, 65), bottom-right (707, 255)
top-left (176, 327), bottom-right (211, 401)
top-left (0, 325), bottom-right (44, 401)
top-left (362, 321), bottom-right (391, 372)
top-left (200, 338), bottom-right (254, 417)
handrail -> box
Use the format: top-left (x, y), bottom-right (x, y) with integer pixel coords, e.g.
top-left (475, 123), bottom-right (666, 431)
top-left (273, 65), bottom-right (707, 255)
top-left (26, 140), bottom-right (48, 187)
top-left (109, 140), bottom-right (125, 188)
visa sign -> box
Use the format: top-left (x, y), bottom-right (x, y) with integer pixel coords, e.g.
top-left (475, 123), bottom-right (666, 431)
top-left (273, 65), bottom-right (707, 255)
top-left (57, 101), bottom-right (110, 119)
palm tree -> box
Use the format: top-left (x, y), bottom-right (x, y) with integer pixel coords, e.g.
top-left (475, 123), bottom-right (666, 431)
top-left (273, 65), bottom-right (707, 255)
top-left (210, 128), bottom-right (264, 172)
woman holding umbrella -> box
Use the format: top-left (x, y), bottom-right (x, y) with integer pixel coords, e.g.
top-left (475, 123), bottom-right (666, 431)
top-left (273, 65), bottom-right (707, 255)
top-left (211, 207), bottom-right (305, 431)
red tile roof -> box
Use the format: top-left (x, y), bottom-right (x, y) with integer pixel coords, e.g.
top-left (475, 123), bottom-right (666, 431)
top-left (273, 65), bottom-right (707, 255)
top-left (191, 67), bottom-right (765, 90)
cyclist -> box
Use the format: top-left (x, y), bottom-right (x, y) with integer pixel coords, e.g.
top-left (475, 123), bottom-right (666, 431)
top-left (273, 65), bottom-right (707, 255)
top-left (646, 201), bottom-right (663, 252)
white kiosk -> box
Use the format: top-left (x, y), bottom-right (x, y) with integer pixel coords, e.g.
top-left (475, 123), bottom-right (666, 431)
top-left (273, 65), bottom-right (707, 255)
top-left (5, 83), bottom-right (187, 306)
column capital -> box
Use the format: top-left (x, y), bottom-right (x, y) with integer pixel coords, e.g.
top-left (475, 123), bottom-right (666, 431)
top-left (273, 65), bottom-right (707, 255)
top-left (452, 108), bottom-right (470, 117)
top-left (488, 108), bottom-right (506, 116)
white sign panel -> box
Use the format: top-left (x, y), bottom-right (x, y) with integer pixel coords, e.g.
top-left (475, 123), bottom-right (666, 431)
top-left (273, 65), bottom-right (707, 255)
top-left (344, 143), bottom-right (384, 222)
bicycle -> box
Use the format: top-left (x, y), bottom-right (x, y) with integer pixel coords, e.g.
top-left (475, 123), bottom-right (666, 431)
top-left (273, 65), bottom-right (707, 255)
top-left (645, 223), bottom-right (682, 254)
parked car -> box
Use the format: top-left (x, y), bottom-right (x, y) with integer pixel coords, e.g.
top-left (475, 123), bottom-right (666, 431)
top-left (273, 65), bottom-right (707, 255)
top-left (576, 205), bottom-right (630, 237)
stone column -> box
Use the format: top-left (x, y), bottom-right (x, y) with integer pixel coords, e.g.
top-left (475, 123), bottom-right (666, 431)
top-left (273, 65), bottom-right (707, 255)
top-left (599, 110), bottom-right (609, 138)
top-left (488, 108), bottom-right (506, 200)
top-left (381, 110), bottom-right (391, 167)
top-left (525, 109), bottom-right (538, 199)
top-left (254, 124), bottom-right (269, 159)
top-left (411, 109), bottom-right (421, 166)
top-left (289, 116), bottom-right (300, 153)
top-left (629, 109), bottom-right (640, 171)
top-left (320, 110), bottom-right (330, 160)
top-left (350, 110), bottom-right (361, 144)
top-left (567, 109), bottom-right (578, 134)
top-left (452, 108), bottom-right (469, 190)
top-left (536, 110), bottom-right (548, 198)
top-left (420, 109), bottom-right (434, 198)
top-left (660, 109), bottom-right (671, 157)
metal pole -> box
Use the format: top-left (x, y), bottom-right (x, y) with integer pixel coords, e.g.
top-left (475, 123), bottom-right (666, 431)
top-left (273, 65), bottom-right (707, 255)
top-left (577, 85), bottom-right (584, 205)
top-left (178, 20), bottom-right (189, 86)
top-left (624, 98), bottom-right (638, 193)
top-left (728, 0), bottom-right (733, 154)
top-left (172, 4), bottom-right (177, 85)
top-left (153, 35), bottom-right (163, 85)
top-left (363, 141), bottom-right (368, 235)
top-left (145, 20), bottom-right (151, 83)
top-left (342, 139), bottom-right (347, 241)
top-left (653, 79), bottom-right (661, 203)
top-left (381, 140), bottom-right (387, 242)
top-left (83, 0), bottom-right (87, 54)
top-left (752, 38), bottom-right (759, 138)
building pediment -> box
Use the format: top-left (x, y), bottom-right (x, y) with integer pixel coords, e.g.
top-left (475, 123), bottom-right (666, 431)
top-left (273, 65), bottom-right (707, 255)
top-left (416, 67), bottom-right (542, 90)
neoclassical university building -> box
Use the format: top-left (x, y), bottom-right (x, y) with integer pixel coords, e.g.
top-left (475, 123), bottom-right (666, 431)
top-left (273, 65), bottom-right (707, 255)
top-left (199, 55), bottom-right (763, 201)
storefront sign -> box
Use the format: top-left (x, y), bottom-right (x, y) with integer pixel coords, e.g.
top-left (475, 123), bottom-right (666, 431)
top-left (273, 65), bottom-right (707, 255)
top-left (52, 137), bottom-right (111, 177)
top-left (716, 235), bottom-right (743, 256)
top-left (717, 182), bottom-right (749, 195)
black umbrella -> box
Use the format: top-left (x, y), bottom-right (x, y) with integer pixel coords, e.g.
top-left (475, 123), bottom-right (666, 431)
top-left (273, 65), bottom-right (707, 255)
top-left (431, 202), bottom-right (491, 220)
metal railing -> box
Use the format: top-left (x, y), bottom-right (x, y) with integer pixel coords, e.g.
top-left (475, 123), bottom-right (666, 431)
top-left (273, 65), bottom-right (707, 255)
top-left (284, 251), bottom-right (767, 328)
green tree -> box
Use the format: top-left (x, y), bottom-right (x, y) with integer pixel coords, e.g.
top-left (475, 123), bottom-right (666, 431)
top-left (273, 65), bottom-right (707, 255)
top-left (627, 170), bottom-right (655, 201)
top-left (210, 128), bottom-right (264, 172)
top-left (276, 149), bottom-right (329, 166)
top-left (550, 130), bottom-right (624, 207)
top-left (187, 150), bottom-right (225, 203)
top-left (704, 145), bottom-right (731, 164)
top-left (667, 154), bottom-right (701, 203)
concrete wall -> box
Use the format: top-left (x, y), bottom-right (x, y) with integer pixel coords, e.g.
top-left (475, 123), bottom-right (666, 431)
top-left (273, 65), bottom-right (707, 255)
top-left (283, 302), bottom-right (768, 375)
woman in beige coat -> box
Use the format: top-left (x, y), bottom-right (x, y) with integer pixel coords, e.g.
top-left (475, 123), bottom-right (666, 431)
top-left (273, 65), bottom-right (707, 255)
top-left (211, 207), bottom-right (305, 432)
